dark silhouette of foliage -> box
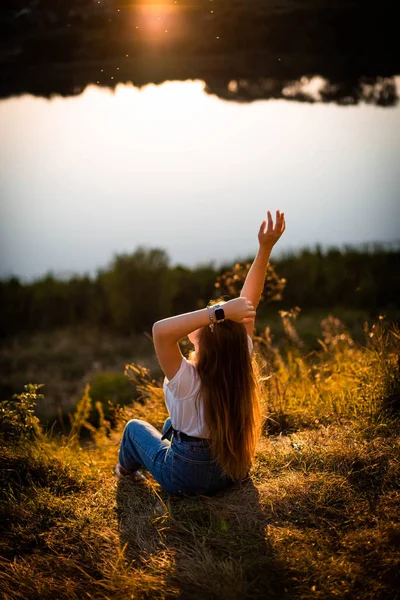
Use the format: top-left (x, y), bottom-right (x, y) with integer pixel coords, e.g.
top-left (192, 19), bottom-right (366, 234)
top-left (0, 0), bottom-right (398, 106)
top-left (0, 245), bottom-right (399, 339)
top-left (99, 247), bottom-right (172, 333)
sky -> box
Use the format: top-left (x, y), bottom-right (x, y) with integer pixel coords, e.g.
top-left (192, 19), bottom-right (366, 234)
top-left (0, 79), bottom-right (399, 281)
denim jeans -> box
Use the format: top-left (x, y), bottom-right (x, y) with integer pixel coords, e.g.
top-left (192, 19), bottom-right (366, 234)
top-left (118, 417), bottom-right (235, 496)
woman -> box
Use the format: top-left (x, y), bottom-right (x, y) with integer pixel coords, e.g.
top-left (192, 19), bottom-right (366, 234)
top-left (116, 209), bottom-right (286, 496)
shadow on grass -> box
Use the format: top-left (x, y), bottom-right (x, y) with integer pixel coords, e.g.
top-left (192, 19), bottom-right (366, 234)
top-left (116, 476), bottom-right (293, 600)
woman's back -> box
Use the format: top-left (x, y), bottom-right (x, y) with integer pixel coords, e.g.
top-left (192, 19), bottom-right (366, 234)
top-left (163, 357), bottom-right (210, 438)
top-left (163, 335), bottom-right (254, 440)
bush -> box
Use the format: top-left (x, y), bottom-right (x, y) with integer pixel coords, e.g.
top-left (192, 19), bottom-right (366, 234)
top-left (89, 371), bottom-right (134, 411)
top-left (0, 383), bottom-right (43, 441)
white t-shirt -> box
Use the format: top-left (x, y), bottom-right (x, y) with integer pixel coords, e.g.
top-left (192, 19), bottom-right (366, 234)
top-left (163, 335), bottom-right (254, 438)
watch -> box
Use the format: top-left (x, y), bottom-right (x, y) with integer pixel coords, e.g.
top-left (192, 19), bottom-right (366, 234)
top-left (213, 304), bottom-right (225, 323)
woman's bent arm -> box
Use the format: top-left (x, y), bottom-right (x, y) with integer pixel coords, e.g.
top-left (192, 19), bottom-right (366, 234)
top-left (153, 299), bottom-right (256, 380)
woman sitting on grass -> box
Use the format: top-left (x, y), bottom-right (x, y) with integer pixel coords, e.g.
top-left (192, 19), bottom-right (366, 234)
top-left (116, 210), bottom-right (286, 495)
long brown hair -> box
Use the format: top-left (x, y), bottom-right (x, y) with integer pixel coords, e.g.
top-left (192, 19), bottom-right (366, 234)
top-left (196, 311), bottom-right (262, 481)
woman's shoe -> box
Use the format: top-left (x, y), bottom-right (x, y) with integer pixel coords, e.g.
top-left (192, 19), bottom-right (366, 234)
top-left (114, 463), bottom-right (146, 481)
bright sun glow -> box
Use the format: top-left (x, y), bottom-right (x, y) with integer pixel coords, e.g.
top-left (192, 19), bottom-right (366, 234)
top-left (128, 2), bottom-right (183, 42)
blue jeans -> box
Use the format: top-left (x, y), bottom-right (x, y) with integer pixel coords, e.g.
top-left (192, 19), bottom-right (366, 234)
top-left (118, 417), bottom-right (235, 496)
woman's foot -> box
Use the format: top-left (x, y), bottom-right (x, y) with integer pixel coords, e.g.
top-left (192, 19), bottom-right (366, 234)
top-left (114, 463), bottom-right (146, 481)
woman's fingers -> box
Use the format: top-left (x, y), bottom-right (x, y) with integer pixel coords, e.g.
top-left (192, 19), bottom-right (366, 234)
top-left (242, 298), bottom-right (255, 317)
top-left (260, 209), bottom-right (285, 242)
top-left (275, 209), bottom-right (282, 230)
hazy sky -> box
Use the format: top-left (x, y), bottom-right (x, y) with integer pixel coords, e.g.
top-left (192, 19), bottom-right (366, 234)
top-left (1, 80), bottom-right (399, 280)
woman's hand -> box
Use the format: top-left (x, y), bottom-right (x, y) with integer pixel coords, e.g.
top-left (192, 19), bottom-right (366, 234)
top-left (258, 210), bottom-right (286, 249)
top-left (223, 297), bottom-right (256, 323)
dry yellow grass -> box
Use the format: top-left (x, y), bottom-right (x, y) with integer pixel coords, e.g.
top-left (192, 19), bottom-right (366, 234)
top-left (0, 317), bottom-right (399, 599)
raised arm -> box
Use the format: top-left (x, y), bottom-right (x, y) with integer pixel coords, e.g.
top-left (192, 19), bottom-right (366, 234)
top-left (153, 297), bottom-right (256, 380)
top-left (240, 210), bottom-right (285, 337)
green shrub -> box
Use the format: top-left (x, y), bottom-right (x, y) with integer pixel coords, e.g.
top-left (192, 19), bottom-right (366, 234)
top-left (0, 384), bottom-right (43, 440)
top-left (89, 372), bottom-right (133, 407)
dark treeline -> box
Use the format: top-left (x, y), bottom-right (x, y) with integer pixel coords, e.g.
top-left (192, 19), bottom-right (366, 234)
top-left (0, 0), bottom-right (398, 106)
top-left (1, 245), bottom-right (399, 338)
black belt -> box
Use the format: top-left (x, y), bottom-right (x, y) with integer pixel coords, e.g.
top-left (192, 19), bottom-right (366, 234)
top-left (161, 423), bottom-right (209, 443)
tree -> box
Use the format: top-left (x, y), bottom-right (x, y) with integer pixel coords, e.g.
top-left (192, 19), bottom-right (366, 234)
top-left (99, 247), bottom-right (172, 333)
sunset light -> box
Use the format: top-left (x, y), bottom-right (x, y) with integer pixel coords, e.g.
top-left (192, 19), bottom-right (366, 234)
top-left (126, 2), bottom-right (183, 44)
top-left (1, 2), bottom-right (399, 599)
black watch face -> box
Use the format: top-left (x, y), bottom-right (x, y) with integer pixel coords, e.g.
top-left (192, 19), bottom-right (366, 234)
top-left (214, 307), bottom-right (225, 321)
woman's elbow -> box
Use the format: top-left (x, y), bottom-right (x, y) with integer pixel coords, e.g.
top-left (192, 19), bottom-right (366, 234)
top-left (152, 321), bottom-right (161, 338)
top-left (152, 320), bottom-right (166, 339)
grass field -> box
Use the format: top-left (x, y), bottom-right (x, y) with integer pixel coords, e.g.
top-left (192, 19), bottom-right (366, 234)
top-left (0, 308), bottom-right (374, 424)
top-left (0, 315), bottom-right (399, 599)
top-left (0, 327), bottom-right (159, 424)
